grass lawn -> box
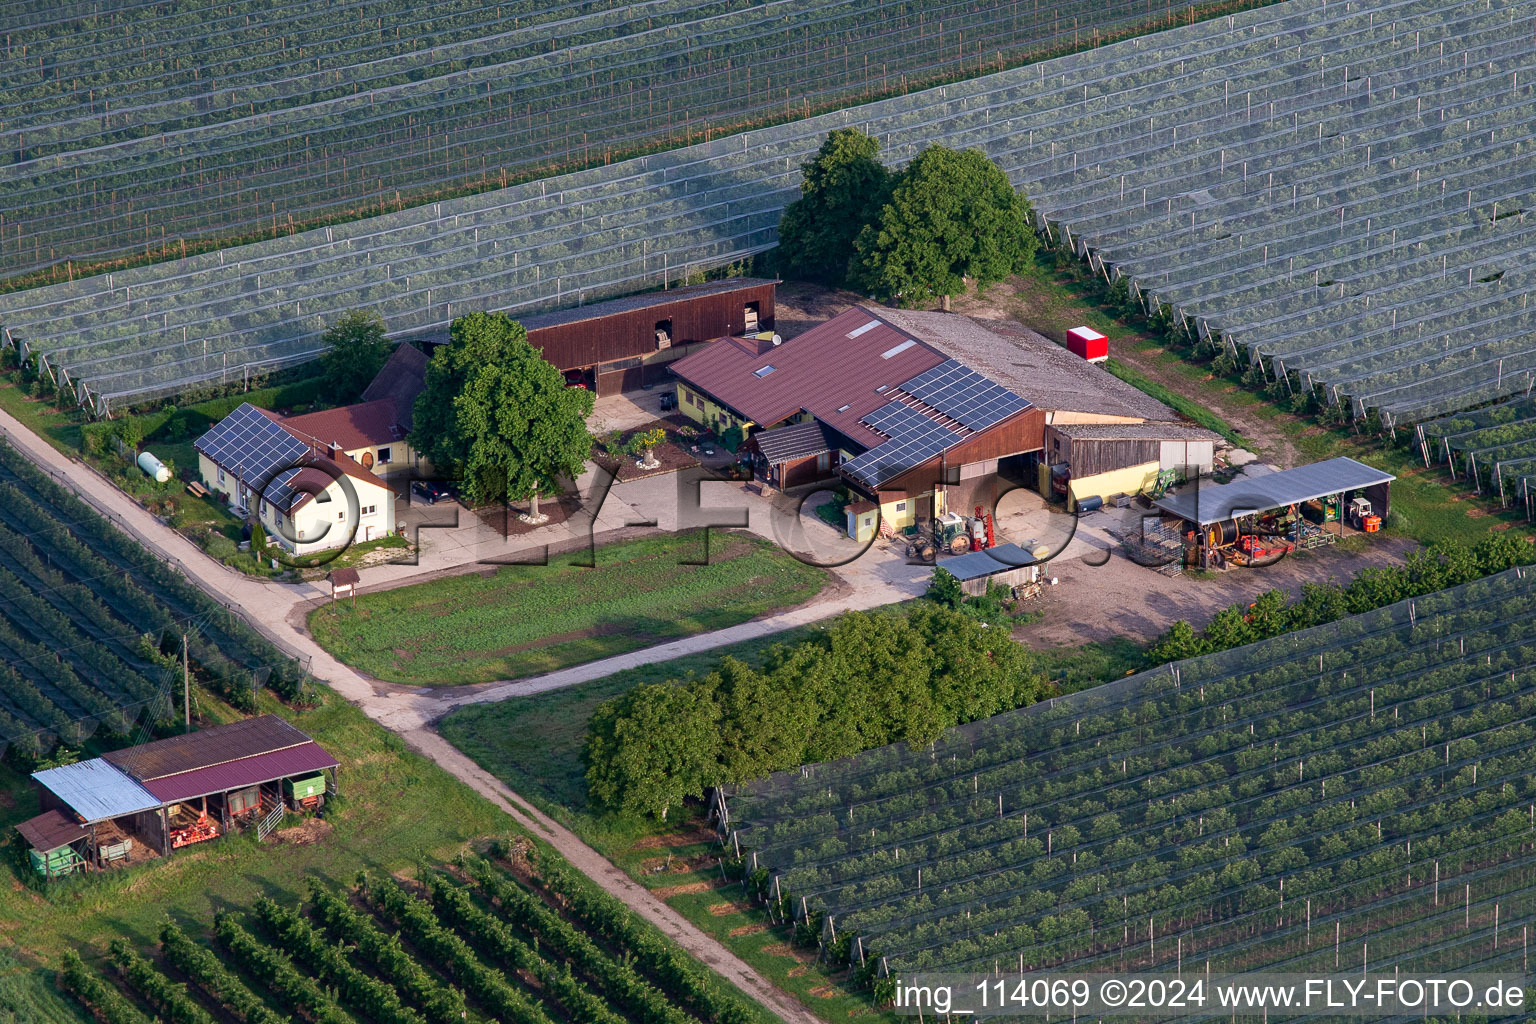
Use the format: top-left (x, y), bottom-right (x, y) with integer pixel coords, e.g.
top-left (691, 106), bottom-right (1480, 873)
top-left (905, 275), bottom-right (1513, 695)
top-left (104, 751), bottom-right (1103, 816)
top-left (439, 613), bottom-right (1159, 1024)
top-left (0, 688), bottom-right (516, 1023)
top-left (311, 530), bottom-right (830, 685)
top-left (0, 382), bottom-right (82, 453)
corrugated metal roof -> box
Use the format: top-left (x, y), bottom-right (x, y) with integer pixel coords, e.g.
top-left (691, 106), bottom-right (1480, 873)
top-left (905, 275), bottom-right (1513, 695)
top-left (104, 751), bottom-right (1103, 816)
top-left (1152, 457), bottom-right (1395, 525)
top-left (878, 309), bottom-right (1175, 421)
top-left (16, 809), bottom-right (87, 852)
top-left (940, 543), bottom-right (1038, 581)
top-left (752, 420), bottom-right (837, 464)
top-left (669, 305), bottom-right (950, 448)
top-left (1053, 422), bottom-right (1223, 442)
top-left (32, 758), bottom-right (160, 824)
top-left (104, 715), bottom-right (314, 781)
top-left (141, 743), bottom-right (339, 804)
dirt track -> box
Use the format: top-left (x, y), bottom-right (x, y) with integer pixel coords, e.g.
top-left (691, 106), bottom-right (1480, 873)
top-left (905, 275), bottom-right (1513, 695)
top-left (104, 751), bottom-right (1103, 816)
top-left (0, 404), bottom-right (820, 1024)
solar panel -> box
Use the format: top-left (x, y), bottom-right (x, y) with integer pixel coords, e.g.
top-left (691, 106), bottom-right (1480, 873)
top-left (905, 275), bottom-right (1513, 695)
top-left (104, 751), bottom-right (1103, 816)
top-left (845, 402), bottom-right (964, 487)
top-left (900, 358), bottom-right (1030, 431)
top-left (194, 403), bottom-right (310, 485)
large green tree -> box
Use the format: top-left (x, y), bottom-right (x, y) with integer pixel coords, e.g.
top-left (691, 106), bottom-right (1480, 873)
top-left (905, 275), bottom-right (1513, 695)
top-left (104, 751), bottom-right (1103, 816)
top-left (410, 311), bottom-right (593, 510)
top-left (583, 682), bottom-right (721, 820)
top-left (318, 309), bottom-right (391, 400)
top-left (774, 128), bottom-right (892, 286)
top-left (852, 145), bottom-right (1037, 309)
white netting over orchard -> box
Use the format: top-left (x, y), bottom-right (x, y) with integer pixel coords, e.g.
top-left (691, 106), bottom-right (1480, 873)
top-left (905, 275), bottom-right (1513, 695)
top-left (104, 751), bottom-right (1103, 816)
top-left (723, 566), bottom-right (1536, 982)
top-left (2, 0), bottom-right (1531, 414)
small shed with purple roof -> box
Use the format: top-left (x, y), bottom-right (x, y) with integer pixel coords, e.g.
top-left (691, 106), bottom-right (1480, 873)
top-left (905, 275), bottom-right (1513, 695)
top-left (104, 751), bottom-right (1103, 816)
top-left (17, 715), bottom-right (338, 879)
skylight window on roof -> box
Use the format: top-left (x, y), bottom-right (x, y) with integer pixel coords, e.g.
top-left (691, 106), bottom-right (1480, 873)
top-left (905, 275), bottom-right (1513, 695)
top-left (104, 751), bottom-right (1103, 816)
top-left (837, 404), bottom-right (851, 412)
top-left (847, 320), bottom-right (881, 339)
top-left (875, 384), bottom-right (890, 393)
top-left (753, 365), bottom-right (776, 377)
top-left (881, 339), bottom-right (917, 359)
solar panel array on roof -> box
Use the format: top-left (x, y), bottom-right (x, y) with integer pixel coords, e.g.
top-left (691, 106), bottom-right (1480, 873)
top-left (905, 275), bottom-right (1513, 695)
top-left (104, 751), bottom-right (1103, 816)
top-left (265, 466), bottom-right (330, 512)
top-left (844, 402), bottom-right (963, 488)
top-left (194, 404), bottom-right (309, 484)
top-left (901, 359), bottom-right (1031, 432)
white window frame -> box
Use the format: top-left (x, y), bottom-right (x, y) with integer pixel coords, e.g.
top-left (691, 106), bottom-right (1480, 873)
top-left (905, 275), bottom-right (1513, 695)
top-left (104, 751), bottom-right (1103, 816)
top-left (377, 446), bottom-right (393, 465)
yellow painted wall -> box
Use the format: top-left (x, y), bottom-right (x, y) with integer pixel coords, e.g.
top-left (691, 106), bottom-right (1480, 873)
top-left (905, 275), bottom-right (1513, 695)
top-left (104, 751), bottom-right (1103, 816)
top-left (338, 441), bottom-right (417, 479)
top-left (1067, 461), bottom-right (1160, 511)
top-left (674, 384), bottom-right (755, 433)
top-left (1048, 411), bottom-right (1147, 426)
top-left (880, 496), bottom-right (917, 532)
top-left (847, 506), bottom-right (879, 542)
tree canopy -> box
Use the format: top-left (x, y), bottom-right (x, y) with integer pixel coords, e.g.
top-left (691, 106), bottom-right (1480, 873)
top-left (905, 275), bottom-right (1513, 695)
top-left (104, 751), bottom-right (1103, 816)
top-left (774, 128), bottom-right (892, 286)
top-left (583, 606), bottom-right (1045, 819)
top-left (851, 145), bottom-right (1037, 308)
top-left (318, 309), bottom-right (391, 400)
top-left (410, 311), bottom-right (593, 507)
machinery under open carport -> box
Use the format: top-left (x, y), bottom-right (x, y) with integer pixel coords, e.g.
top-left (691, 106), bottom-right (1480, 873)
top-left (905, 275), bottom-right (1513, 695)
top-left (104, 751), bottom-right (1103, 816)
top-left (1150, 457), bottom-right (1394, 570)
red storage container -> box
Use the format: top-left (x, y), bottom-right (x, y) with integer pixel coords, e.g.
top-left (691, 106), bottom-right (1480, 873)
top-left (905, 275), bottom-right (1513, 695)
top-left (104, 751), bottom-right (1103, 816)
top-left (1066, 326), bottom-right (1108, 363)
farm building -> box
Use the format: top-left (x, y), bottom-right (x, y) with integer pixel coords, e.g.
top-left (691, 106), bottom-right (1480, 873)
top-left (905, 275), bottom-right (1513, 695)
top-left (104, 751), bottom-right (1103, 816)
top-left (195, 404), bottom-right (398, 553)
top-left (669, 305), bottom-right (1046, 536)
top-left (17, 716), bottom-right (338, 880)
top-left (419, 278), bottom-right (777, 395)
top-left (877, 310), bottom-right (1224, 508)
top-left (938, 543), bottom-right (1043, 597)
top-left (191, 345), bottom-right (431, 552)
top-left (1045, 422), bottom-right (1220, 510)
top-left (1151, 457), bottom-right (1395, 569)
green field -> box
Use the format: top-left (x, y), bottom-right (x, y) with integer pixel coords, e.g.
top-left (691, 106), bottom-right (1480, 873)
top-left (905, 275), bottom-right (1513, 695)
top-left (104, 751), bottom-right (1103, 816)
top-left (310, 531), bottom-right (830, 686)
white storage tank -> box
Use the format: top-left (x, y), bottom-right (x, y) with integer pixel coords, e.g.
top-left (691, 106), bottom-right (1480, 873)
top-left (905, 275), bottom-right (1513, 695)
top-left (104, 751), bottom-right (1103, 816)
top-left (137, 451), bottom-right (170, 484)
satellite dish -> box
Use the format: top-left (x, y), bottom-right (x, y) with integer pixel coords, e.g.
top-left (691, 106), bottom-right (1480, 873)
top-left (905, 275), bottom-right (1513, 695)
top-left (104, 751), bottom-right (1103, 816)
top-left (771, 334), bottom-right (783, 346)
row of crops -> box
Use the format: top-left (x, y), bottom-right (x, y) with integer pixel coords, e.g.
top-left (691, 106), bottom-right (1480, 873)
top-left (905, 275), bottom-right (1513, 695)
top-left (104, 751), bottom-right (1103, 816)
top-left (723, 564), bottom-right (1536, 997)
top-left (3, 0), bottom-right (1526, 415)
top-left (0, 437), bottom-right (306, 756)
top-left (59, 852), bottom-right (760, 1024)
top-left (0, 0), bottom-right (1243, 280)
top-left (1418, 395), bottom-right (1536, 517)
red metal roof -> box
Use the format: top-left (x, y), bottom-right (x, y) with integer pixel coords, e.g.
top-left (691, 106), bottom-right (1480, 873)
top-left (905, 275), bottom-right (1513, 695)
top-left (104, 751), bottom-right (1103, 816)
top-left (16, 809), bottom-right (85, 852)
top-left (282, 399), bottom-right (403, 451)
top-left (104, 714), bottom-right (314, 781)
top-left (141, 742), bottom-right (339, 804)
top-left (669, 306), bottom-right (947, 449)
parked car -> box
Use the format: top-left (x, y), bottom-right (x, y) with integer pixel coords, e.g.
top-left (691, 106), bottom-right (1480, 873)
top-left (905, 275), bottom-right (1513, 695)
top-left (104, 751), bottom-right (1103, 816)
top-left (411, 480), bottom-right (453, 505)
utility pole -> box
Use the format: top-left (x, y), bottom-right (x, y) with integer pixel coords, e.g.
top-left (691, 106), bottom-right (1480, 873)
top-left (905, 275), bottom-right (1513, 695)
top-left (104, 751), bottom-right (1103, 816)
top-left (182, 633), bottom-right (191, 733)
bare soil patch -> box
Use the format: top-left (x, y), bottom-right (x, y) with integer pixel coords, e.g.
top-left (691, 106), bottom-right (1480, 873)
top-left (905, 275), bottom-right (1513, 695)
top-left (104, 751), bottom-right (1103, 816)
top-left (709, 901), bottom-right (752, 916)
top-left (762, 943), bottom-right (819, 963)
top-left (272, 818), bottom-right (333, 845)
top-left (631, 825), bottom-right (718, 850)
top-left (652, 880), bottom-right (719, 898)
top-left (732, 922), bottom-right (772, 937)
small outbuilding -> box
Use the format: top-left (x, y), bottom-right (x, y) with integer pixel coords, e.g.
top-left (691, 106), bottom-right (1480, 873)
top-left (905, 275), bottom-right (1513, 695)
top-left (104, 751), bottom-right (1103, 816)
top-left (17, 715), bottom-right (339, 879)
top-left (938, 542), bottom-right (1043, 597)
top-left (1151, 456), bottom-right (1394, 567)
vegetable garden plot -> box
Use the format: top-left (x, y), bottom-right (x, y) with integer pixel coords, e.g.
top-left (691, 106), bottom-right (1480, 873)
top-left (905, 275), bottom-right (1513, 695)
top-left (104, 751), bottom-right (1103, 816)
top-left (60, 856), bottom-right (761, 1024)
top-left (723, 566), bottom-right (1536, 985)
top-left (0, 439), bottom-right (305, 755)
top-left (0, 0), bottom-right (1237, 282)
top-left (5, 0), bottom-right (1532, 414)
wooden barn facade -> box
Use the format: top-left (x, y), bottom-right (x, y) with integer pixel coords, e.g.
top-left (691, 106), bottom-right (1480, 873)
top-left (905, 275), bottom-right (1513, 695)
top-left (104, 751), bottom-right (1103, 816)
top-left (492, 278), bottom-right (776, 396)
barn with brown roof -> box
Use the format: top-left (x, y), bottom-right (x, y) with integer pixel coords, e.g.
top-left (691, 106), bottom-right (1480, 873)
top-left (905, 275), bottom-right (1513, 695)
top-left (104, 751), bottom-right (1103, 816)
top-left (670, 305), bottom-right (1047, 537)
top-left (16, 716), bottom-right (338, 880)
